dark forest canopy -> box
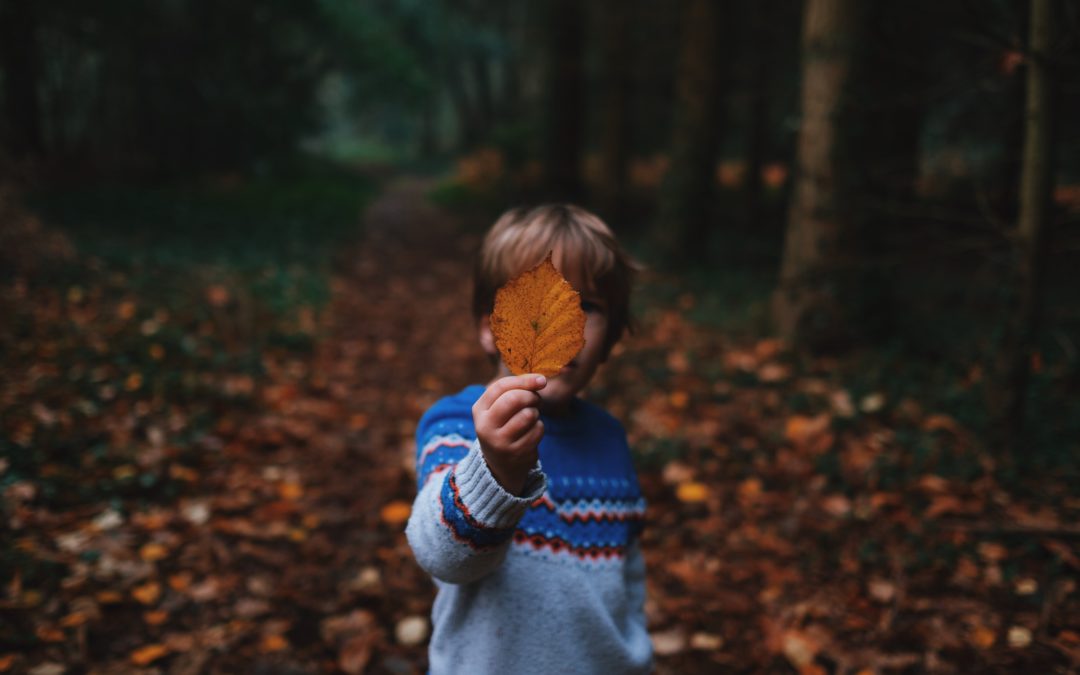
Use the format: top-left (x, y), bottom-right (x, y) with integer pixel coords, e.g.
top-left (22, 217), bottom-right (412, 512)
top-left (2, 0), bottom-right (1076, 186)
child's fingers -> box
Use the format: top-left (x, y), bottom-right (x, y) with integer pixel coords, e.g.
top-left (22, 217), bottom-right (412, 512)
top-left (474, 374), bottom-right (547, 413)
top-left (507, 419), bottom-right (544, 454)
top-left (501, 405), bottom-right (540, 441)
top-left (487, 388), bottom-right (541, 428)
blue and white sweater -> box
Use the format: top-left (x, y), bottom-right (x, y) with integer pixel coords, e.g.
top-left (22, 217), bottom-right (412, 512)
top-left (406, 385), bottom-right (652, 675)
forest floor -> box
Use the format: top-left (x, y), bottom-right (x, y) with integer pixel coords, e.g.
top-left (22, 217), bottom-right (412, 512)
top-left (2, 177), bottom-right (1079, 674)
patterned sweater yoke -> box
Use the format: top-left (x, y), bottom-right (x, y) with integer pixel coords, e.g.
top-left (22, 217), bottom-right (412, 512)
top-left (406, 385), bottom-right (653, 675)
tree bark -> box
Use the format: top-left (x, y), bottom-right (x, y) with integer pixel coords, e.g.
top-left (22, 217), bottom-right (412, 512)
top-left (999, 0), bottom-right (1057, 453)
top-left (0, 0), bottom-right (44, 157)
top-left (657, 0), bottom-right (728, 260)
top-left (742, 0), bottom-right (776, 232)
top-left (542, 0), bottom-right (585, 202)
top-left (773, 0), bottom-right (862, 350)
top-left (596, 0), bottom-right (635, 228)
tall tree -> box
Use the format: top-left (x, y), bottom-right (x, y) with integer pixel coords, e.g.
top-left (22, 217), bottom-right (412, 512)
top-left (0, 0), bottom-right (44, 157)
top-left (542, 0), bottom-right (585, 201)
top-left (742, 0), bottom-right (776, 232)
top-left (657, 0), bottom-right (730, 260)
top-left (773, 0), bottom-right (864, 350)
top-left (998, 0), bottom-right (1058, 451)
top-left (595, 0), bottom-right (636, 227)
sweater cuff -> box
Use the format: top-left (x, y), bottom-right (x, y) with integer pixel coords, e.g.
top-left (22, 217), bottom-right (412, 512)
top-left (452, 439), bottom-right (546, 530)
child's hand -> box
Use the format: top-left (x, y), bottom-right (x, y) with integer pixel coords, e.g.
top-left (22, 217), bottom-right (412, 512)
top-left (472, 374), bottom-right (547, 495)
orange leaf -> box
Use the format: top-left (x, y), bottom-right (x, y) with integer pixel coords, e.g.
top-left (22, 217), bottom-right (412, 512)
top-left (490, 254), bottom-right (586, 377)
top-left (0, 654), bottom-right (14, 671)
top-left (59, 612), bottom-right (89, 628)
top-left (129, 644), bottom-right (170, 666)
top-left (380, 500), bottom-right (412, 526)
top-left (35, 626), bottom-right (65, 642)
top-left (139, 542), bottom-right (169, 562)
top-left (675, 482), bottom-right (709, 504)
top-left (144, 610), bottom-right (169, 626)
top-left (132, 582), bottom-right (161, 605)
top-left (971, 625), bottom-right (996, 649)
top-left (260, 634), bottom-right (289, 652)
top-left (278, 481), bottom-right (303, 501)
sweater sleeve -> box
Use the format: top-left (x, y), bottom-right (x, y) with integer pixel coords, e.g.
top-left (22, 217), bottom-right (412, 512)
top-left (406, 434), bottom-right (546, 585)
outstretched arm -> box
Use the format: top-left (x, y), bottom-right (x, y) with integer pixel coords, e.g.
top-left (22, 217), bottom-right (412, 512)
top-left (406, 375), bottom-right (548, 584)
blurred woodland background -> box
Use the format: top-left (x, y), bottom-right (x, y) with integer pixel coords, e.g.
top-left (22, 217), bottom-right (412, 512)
top-left (2, 0), bottom-right (1080, 673)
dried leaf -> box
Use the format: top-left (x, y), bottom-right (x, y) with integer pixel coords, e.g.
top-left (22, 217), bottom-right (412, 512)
top-left (260, 634), bottom-right (289, 652)
top-left (140, 542), bottom-right (169, 562)
top-left (651, 628), bottom-right (688, 656)
top-left (380, 500), bottom-right (412, 526)
top-left (339, 634), bottom-right (374, 675)
top-left (129, 644), bottom-right (170, 666)
top-left (490, 254), bottom-right (586, 377)
top-left (971, 625), bottom-right (996, 649)
top-left (1007, 626), bottom-right (1033, 648)
top-left (675, 481), bottom-right (709, 504)
top-left (395, 615), bottom-right (429, 646)
top-left (781, 629), bottom-right (820, 668)
top-left (132, 582), bottom-right (161, 605)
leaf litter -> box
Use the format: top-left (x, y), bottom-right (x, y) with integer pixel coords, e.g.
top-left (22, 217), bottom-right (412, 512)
top-left (1, 182), bottom-right (1078, 673)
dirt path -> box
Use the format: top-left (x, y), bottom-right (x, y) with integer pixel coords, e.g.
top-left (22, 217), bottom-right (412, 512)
top-left (197, 177), bottom-right (490, 673)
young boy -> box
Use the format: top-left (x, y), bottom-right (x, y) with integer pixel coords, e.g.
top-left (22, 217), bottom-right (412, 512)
top-left (406, 204), bottom-right (652, 674)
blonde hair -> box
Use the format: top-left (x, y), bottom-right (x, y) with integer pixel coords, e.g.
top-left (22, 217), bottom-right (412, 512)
top-left (473, 204), bottom-right (639, 355)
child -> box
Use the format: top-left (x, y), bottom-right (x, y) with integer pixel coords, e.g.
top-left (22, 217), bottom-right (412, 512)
top-left (406, 204), bottom-right (652, 674)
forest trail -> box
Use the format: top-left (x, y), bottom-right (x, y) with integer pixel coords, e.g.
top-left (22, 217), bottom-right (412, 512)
top-left (191, 177), bottom-right (493, 672)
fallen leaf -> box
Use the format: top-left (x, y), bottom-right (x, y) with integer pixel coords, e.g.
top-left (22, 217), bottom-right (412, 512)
top-left (140, 542), bottom-right (169, 562)
top-left (260, 634), bottom-right (289, 652)
top-left (490, 254), bottom-right (586, 377)
top-left (132, 582), bottom-right (161, 606)
top-left (278, 481), bottom-right (303, 501)
top-left (1008, 626), bottom-right (1033, 648)
top-left (380, 500), bottom-right (412, 526)
top-left (971, 625), bottom-right (996, 649)
top-left (0, 655), bottom-right (14, 671)
top-left (144, 610), bottom-right (169, 626)
top-left (130, 644), bottom-right (170, 666)
top-left (339, 634), bottom-right (374, 674)
top-left (395, 615), bottom-right (429, 646)
top-left (35, 626), bottom-right (65, 643)
top-left (782, 630), bottom-right (819, 669)
top-left (58, 612), bottom-right (88, 628)
top-left (651, 628), bottom-right (688, 656)
top-left (675, 481), bottom-right (709, 504)
top-left (689, 632), bottom-right (724, 650)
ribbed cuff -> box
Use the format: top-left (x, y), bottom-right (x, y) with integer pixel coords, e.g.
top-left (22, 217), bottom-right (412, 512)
top-left (453, 440), bottom-right (546, 529)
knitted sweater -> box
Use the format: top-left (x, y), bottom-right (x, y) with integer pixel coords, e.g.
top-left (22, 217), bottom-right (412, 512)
top-left (406, 384), bottom-right (652, 675)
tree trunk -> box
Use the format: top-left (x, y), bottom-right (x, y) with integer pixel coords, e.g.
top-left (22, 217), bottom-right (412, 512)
top-left (742, 0), bottom-right (776, 232)
top-left (471, 52), bottom-right (494, 135)
top-left (446, 63), bottom-right (479, 150)
top-left (0, 0), bottom-right (44, 157)
top-left (657, 0), bottom-right (728, 260)
top-left (773, 0), bottom-right (863, 351)
top-left (543, 0), bottom-right (585, 202)
top-left (596, 0), bottom-right (635, 228)
top-left (999, 0), bottom-right (1057, 453)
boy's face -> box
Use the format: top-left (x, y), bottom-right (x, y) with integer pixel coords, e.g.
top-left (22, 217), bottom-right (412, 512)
top-left (480, 262), bottom-right (610, 415)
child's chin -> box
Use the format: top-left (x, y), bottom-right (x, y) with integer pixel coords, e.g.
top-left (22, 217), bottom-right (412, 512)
top-left (538, 383), bottom-right (577, 408)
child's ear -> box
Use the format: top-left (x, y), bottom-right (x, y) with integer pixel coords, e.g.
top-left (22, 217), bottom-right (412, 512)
top-left (478, 315), bottom-right (498, 356)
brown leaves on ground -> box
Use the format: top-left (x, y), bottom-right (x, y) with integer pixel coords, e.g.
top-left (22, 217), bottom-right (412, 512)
top-left (2, 180), bottom-right (1078, 673)
top-left (490, 253), bottom-right (586, 377)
